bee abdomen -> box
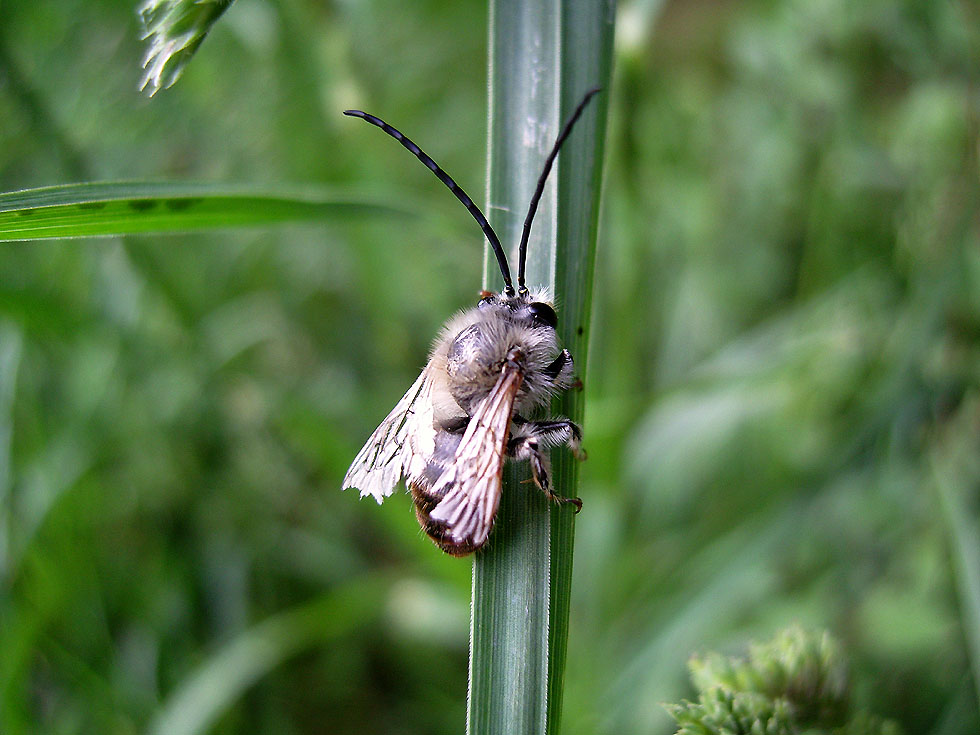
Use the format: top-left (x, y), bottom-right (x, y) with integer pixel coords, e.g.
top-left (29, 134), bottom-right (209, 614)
top-left (408, 431), bottom-right (481, 556)
top-left (410, 480), bottom-right (482, 556)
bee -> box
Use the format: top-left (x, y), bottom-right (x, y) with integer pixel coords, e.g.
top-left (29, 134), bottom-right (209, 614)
top-left (342, 89), bottom-right (599, 556)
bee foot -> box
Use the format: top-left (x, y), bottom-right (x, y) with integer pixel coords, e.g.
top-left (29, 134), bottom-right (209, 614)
top-left (550, 493), bottom-right (583, 513)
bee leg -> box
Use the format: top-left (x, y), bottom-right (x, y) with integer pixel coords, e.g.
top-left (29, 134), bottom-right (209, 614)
top-left (508, 426), bottom-right (584, 512)
top-left (543, 349), bottom-right (576, 390)
top-left (511, 417), bottom-right (586, 460)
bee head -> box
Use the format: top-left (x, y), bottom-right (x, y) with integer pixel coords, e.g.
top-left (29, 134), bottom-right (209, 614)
top-left (478, 290), bottom-right (558, 330)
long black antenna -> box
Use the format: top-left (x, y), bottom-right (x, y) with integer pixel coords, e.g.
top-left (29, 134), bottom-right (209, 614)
top-left (516, 87), bottom-right (601, 295)
top-left (344, 109), bottom-right (515, 296)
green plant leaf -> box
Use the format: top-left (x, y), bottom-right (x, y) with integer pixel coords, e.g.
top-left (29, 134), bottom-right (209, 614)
top-left (147, 576), bottom-right (390, 735)
top-left (0, 181), bottom-right (399, 241)
top-left (468, 1), bottom-right (614, 734)
top-left (0, 323), bottom-right (21, 577)
top-left (138, 0), bottom-right (236, 95)
top-left (932, 397), bottom-right (980, 716)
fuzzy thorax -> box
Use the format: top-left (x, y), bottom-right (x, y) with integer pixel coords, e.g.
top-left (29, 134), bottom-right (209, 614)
top-left (427, 289), bottom-right (566, 420)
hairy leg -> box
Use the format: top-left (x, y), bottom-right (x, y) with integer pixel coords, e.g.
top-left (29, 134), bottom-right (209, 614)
top-left (543, 349), bottom-right (576, 391)
top-left (508, 418), bottom-right (585, 511)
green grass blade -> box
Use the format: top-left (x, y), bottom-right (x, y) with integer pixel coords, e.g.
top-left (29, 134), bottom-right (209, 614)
top-left (932, 407), bottom-right (980, 714)
top-left (549, 11), bottom-right (615, 729)
top-left (147, 576), bottom-right (389, 735)
top-left (0, 323), bottom-right (21, 578)
top-left (469, 1), bottom-right (614, 734)
top-left (0, 181), bottom-right (398, 241)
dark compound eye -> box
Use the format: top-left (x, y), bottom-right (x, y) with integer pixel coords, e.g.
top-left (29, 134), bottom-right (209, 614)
top-left (527, 302), bottom-right (558, 329)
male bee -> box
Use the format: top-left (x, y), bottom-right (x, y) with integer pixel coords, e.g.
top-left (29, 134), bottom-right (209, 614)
top-left (342, 89), bottom-right (598, 555)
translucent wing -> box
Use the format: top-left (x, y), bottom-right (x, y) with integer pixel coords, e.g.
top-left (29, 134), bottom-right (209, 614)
top-left (343, 365), bottom-right (436, 503)
top-left (427, 361), bottom-right (523, 550)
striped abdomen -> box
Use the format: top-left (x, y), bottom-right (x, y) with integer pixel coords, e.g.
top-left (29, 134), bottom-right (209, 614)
top-left (409, 428), bottom-right (480, 555)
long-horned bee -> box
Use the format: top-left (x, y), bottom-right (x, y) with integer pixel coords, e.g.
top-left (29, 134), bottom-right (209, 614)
top-left (342, 89), bottom-right (598, 555)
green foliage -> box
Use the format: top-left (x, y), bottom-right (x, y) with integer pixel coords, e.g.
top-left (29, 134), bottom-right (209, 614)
top-left (667, 628), bottom-right (899, 735)
top-left (139, 0), bottom-right (236, 95)
top-left (0, 182), bottom-right (397, 241)
top-left (1, 0), bottom-right (979, 734)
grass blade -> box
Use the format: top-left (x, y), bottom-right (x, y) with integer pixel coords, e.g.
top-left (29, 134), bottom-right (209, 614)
top-left (0, 323), bottom-right (21, 578)
top-left (932, 402), bottom-right (980, 714)
top-left (148, 576), bottom-right (389, 735)
top-left (469, 1), bottom-right (614, 733)
top-left (0, 181), bottom-right (398, 241)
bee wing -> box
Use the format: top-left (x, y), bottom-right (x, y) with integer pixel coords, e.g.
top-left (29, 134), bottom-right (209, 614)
top-left (427, 362), bottom-right (523, 550)
top-left (343, 365), bottom-right (436, 503)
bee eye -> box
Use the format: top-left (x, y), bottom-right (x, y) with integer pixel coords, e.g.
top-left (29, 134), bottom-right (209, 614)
top-left (528, 302), bottom-right (557, 329)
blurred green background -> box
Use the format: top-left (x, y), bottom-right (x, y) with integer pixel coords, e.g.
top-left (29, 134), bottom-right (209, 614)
top-left (2, 0), bottom-right (979, 733)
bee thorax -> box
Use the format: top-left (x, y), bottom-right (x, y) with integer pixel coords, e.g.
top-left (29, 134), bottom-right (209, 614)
top-left (443, 324), bottom-right (512, 412)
